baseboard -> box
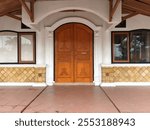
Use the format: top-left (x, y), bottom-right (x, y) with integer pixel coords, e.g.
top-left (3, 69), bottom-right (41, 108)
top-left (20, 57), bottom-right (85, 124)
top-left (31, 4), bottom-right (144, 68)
top-left (0, 82), bottom-right (47, 87)
top-left (101, 82), bottom-right (150, 87)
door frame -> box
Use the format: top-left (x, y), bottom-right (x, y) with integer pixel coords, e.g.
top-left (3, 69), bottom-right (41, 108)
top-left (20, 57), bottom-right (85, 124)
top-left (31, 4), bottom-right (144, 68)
top-left (45, 17), bottom-right (102, 86)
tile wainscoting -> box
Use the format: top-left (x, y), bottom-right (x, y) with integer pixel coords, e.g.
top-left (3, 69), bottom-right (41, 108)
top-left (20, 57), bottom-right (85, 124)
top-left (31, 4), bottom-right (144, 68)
top-left (102, 66), bottom-right (150, 83)
top-left (0, 67), bottom-right (46, 83)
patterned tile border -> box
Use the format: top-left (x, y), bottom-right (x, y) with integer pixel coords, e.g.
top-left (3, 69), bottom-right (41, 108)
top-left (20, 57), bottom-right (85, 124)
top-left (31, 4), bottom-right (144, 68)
top-left (0, 67), bottom-right (46, 82)
top-left (102, 67), bottom-right (150, 82)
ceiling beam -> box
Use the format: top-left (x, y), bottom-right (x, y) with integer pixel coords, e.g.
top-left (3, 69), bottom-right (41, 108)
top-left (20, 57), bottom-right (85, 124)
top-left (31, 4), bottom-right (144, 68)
top-left (109, 0), bottom-right (113, 22)
top-left (30, 0), bottom-right (34, 22)
top-left (123, 0), bottom-right (150, 16)
top-left (6, 14), bottom-right (22, 21)
top-left (18, 0), bottom-right (34, 22)
top-left (109, 0), bottom-right (121, 22)
top-left (137, 0), bottom-right (150, 5)
top-left (122, 12), bottom-right (138, 21)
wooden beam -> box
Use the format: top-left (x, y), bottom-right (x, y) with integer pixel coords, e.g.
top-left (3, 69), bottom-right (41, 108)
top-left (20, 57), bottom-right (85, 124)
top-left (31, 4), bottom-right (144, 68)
top-left (30, 0), bottom-right (34, 22)
top-left (111, 0), bottom-right (121, 17)
top-left (123, 4), bottom-right (150, 16)
top-left (6, 14), bottom-right (22, 21)
top-left (109, 0), bottom-right (121, 22)
top-left (138, 0), bottom-right (150, 5)
top-left (0, 8), bottom-right (21, 17)
top-left (123, 0), bottom-right (150, 16)
top-left (122, 12), bottom-right (138, 21)
top-left (18, 0), bottom-right (34, 22)
top-left (109, 0), bottom-right (113, 22)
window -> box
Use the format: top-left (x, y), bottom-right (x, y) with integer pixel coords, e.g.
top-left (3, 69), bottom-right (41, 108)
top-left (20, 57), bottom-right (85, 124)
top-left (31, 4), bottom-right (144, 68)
top-left (112, 30), bottom-right (150, 63)
top-left (130, 30), bottom-right (150, 63)
top-left (19, 33), bottom-right (36, 63)
top-left (0, 31), bottom-right (18, 63)
top-left (112, 32), bottom-right (129, 63)
top-left (0, 31), bottom-right (36, 64)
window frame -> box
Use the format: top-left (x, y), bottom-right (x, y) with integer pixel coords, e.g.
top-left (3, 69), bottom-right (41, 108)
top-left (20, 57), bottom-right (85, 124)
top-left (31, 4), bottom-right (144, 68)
top-left (0, 30), bottom-right (36, 64)
top-left (111, 31), bottom-right (130, 63)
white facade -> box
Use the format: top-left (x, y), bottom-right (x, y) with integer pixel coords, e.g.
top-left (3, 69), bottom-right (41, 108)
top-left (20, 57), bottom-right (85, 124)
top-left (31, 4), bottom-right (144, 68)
top-left (0, 0), bottom-right (150, 86)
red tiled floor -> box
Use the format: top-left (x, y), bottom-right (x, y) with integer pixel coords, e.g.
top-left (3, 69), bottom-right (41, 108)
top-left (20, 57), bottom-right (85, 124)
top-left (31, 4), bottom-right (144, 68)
top-left (0, 87), bottom-right (44, 113)
top-left (23, 86), bottom-right (118, 113)
top-left (102, 87), bottom-right (150, 113)
top-left (1, 86), bottom-right (150, 113)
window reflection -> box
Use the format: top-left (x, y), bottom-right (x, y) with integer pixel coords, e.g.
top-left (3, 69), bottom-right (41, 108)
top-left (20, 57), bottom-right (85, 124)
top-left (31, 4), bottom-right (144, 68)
top-left (0, 32), bottom-right (17, 63)
top-left (112, 30), bottom-right (150, 63)
top-left (112, 32), bottom-right (129, 62)
top-left (20, 33), bottom-right (35, 63)
top-left (130, 30), bottom-right (150, 63)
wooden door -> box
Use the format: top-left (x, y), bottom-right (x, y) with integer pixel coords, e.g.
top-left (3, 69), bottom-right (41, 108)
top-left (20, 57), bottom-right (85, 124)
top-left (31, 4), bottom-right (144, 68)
top-left (55, 23), bottom-right (93, 83)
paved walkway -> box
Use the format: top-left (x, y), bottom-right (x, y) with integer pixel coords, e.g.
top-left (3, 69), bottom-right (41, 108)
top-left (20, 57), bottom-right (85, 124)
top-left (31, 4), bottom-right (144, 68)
top-left (0, 86), bottom-right (150, 113)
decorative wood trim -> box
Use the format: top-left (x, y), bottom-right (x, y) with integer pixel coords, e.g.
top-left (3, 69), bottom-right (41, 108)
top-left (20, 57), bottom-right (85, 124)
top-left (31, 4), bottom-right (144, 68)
top-left (6, 14), bottom-right (22, 21)
top-left (122, 12), bottom-right (138, 21)
top-left (18, 0), bottom-right (34, 22)
top-left (109, 0), bottom-right (121, 22)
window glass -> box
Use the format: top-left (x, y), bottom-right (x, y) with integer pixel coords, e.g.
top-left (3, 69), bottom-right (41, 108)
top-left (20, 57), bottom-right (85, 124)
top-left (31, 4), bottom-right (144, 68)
top-left (0, 32), bottom-right (17, 63)
top-left (130, 30), bottom-right (150, 63)
top-left (20, 34), bottom-right (34, 61)
top-left (112, 32), bottom-right (129, 62)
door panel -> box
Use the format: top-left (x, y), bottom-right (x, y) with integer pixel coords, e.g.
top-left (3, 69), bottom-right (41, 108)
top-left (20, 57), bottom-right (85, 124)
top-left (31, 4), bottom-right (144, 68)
top-left (55, 24), bottom-right (74, 82)
top-left (74, 24), bottom-right (93, 82)
top-left (55, 23), bottom-right (93, 83)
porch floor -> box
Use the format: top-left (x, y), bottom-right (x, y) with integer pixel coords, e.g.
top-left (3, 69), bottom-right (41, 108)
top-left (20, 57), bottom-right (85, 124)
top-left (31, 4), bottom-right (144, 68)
top-left (0, 85), bottom-right (150, 113)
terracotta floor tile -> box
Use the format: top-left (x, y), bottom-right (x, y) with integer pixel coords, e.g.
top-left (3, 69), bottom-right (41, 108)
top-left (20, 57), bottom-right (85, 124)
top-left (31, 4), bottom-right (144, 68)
top-left (0, 87), bottom-right (44, 113)
top-left (1, 85), bottom-right (150, 113)
top-left (24, 86), bottom-right (118, 113)
top-left (103, 87), bottom-right (150, 113)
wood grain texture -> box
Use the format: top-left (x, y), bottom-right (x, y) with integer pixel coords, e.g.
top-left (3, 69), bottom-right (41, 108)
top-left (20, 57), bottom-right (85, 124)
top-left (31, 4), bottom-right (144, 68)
top-left (55, 23), bottom-right (93, 83)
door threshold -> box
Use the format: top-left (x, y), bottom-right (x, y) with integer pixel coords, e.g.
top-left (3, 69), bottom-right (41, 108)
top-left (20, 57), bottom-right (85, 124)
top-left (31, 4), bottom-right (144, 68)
top-left (54, 83), bottom-right (94, 86)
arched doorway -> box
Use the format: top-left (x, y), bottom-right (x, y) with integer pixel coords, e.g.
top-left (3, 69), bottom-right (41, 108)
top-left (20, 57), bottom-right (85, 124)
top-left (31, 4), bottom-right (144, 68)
top-left (54, 23), bottom-right (93, 83)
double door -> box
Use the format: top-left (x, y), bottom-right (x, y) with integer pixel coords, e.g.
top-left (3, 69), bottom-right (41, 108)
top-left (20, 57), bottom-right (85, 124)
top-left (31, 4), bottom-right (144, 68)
top-left (55, 23), bottom-right (93, 83)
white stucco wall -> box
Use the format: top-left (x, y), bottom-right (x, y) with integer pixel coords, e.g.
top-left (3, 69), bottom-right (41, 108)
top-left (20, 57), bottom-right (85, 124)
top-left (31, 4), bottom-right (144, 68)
top-left (22, 0), bottom-right (122, 26)
top-left (0, 16), bottom-right (21, 31)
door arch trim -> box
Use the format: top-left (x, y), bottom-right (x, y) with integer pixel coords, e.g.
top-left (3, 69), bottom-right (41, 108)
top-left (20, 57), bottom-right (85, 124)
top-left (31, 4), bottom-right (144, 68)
top-left (45, 17), bottom-right (102, 86)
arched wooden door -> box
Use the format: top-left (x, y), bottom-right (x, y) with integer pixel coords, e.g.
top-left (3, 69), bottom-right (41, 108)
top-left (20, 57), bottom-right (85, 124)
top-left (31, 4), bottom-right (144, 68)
top-left (55, 23), bottom-right (93, 83)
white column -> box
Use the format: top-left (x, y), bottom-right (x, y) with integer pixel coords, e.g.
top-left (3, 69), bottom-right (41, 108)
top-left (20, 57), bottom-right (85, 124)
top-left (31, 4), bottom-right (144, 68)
top-left (93, 27), bottom-right (102, 86)
top-left (45, 27), bottom-right (54, 86)
top-left (102, 30), bottom-right (111, 64)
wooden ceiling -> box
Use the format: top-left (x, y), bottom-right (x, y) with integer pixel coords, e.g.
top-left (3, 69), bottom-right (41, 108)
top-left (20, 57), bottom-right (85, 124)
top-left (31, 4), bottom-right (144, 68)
top-left (0, 0), bottom-right (150, 22)
top-left (122, 0), bottom-right (150, 21)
